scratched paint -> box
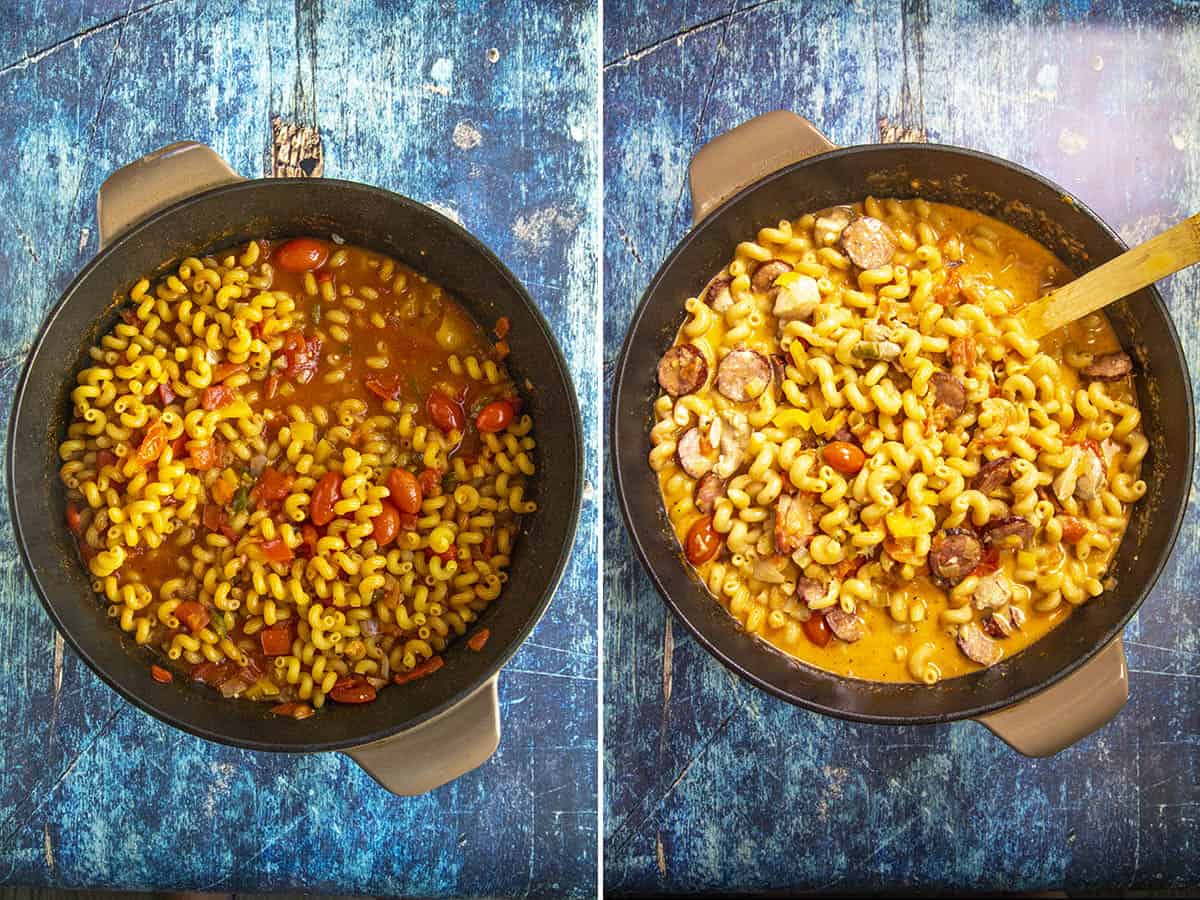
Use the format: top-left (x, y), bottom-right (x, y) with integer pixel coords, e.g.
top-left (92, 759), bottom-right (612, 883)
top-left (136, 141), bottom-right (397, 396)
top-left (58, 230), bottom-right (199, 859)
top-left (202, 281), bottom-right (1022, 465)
top-left (0, 0), bottom-right (599, 895)
top-left (604, 1), bottom-right (1199, 894)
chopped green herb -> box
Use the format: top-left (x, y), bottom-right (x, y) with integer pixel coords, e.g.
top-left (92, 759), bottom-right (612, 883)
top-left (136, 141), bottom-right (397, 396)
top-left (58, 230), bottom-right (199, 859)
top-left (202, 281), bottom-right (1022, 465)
top-left (441, 471), bottom-right (456, 493)
top-left (209, 611), bottom-right (228, 637)
top-left (231, 485), bottom-right (250, 512)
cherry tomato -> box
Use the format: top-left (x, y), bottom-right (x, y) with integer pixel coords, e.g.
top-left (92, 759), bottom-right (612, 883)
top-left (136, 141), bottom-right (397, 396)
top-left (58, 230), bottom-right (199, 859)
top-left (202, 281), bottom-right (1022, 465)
top-left (252, 466), bottom-right (295, 504)
top-left (259, 623), bottom-right (293, 657)
top-left (494, 316), bottom-right (510, 339)
top-left (281, 330), bottom-right (322, 383)
top-left (329, 675), bottom-right (377, 704)
top-left (387, 468), bottom-right (423, 515)
top-left (158, 382), bottom-right (176, 405)
top-left (210, 478), bottom-right (236, 505)
top-left (397, 511), bottom-right (419, 532)
top-left (372, 504), bottom-right (400, 546)
top-left (150, 665), bottom-right (173, 684)
top-left (427, 390), bottom-right (465, 433)
top-left (300, 523), bottom-right (320, 557)
top-left (259, 538), bottom-right (294, 564)
top-left (803, 615), bottom-right (832, 648)
top-left (189, 440), bottom-right (221, 470)
top-left (201, 384), bottom-right (235, 410)
top-left (364, 374), bottom-right (403, 401)
top-left (65, 502), bottom-right (82, 535)
top-left (310, 471), bottom-right (342, 526)
top-left (418, 468), bottom-right (441, 497)
top-left (175, 600), bottom-right (211, 634)
top-left (467, 628), bottom-right (491, 652)
top-left (275, 238), bottom-right (329, 273)
top-left (1060, 516), bottom-right (1088, 544)
top-left (685, 516), bottom-right (721, 565)
top-left (475, 400), bottom-right (515, 433)
top-left (134, 421), bottom-right (168, 466)
top-left (823, 440), bottom-right (866, 475)
top-left (270, 701), bottom-right (315, 719)
top-left (393, 656), bottom-right (444, 684)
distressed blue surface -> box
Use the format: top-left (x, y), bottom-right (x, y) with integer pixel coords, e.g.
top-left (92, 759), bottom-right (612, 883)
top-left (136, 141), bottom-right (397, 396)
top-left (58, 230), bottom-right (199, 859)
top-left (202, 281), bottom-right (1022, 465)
top-left (603, 1), bottom-right (1199, 894)
top-left (0, 1), bottom-right (599, 895)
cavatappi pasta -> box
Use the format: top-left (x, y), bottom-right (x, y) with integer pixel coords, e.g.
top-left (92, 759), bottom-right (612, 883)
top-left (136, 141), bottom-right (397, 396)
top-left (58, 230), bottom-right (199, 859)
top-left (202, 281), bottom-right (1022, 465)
top-left (59, 236), bottom-right (533, 716)
top-left (651, 198), bottom-right (1145, 684)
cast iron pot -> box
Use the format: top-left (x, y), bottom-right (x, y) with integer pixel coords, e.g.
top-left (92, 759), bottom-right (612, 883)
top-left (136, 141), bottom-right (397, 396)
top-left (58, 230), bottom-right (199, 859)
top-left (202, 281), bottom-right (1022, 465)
top-left (611, 112), bottom-right (1193, 756)
top-left (9, 143), bottom-right (583, 793)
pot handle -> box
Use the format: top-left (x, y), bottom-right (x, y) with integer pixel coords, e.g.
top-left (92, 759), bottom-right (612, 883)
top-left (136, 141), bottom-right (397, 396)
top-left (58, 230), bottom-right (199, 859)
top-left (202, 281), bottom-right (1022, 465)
top-left (688, 110), bottom-right (837, 225)
top-left (343, 675), bottom-right (501, 795)
top-left (97, 141), bottom-right (243, 247)
top-left (975, 636), bottom-right (1128, 757)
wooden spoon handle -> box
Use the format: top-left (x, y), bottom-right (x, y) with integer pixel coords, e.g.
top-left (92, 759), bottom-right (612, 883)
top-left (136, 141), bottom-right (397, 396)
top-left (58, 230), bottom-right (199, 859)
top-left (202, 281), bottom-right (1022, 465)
top-left (1020, 212), bottom-right (1200, 338)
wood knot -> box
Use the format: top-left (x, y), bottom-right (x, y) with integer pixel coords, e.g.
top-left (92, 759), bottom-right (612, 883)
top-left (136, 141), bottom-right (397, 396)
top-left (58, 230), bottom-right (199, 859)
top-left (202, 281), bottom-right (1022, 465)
top-left (877, 116), bottom-right (927, 144)
top-left (271, 117), bottom-right (324, 177)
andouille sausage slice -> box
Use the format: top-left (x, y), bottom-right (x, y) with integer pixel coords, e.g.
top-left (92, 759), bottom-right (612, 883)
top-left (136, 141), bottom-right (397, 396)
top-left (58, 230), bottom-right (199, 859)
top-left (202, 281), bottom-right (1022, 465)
top-left (841, 216), bottom-right (897, 269)
top-left (980, 516), bottom-right (1035, 549)
top-left (825, 607), bottom-right (865, 643)
top-left (929, 528), bottom-right (984, 586)
top-left (929, 371), bottom-right (967, 420)
top-left (795, 576), bottom-right (825, 607)
top-left (705, 274), bottom-right (734, 312)
top-left (973, 456), bottom-right (1015, 494)
top-left (716, 349), bottom-right (772, 402)
top-left (1082, 351), bottom-right (1133, 381)
top-left (676, 427), bottom-right (717, 479)
top-left (957, 620), bottom-right (1003, 666)
top-left (751, 259), bottom-right (793, 291)
top-left (658, 344), bottom-right (708, 397)
top-left (694, 473), bottom-right (726, 513)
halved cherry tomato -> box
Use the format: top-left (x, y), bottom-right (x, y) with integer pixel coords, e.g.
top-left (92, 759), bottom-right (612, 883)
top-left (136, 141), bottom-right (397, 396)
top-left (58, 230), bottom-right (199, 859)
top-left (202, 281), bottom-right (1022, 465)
top-left (393, 656), bottom-right (444, 684)
top-left (310, 471), bottom-right (342, 526)
top-left (427, 390), bottom-right (465, 433)
top-left (494, 316), bottom-right (510, 339)
top-left (299, 523), bottom-right (320, 558)
top-left (252, 466), bottom-right (295, 504)
top-left (364, 374), bottom-right (403, 401)
top-left (329, 674), bottom-right (377, 704)
top-left (1060, 516), bottom-right (1088, 544)
top-left (175, 600), bottom-right (211, 634)
top-left (189, 440), bottom-right (221, 470)
top-left (190, 660), bottom-right (231, 686)
top-left (158, 382), bottom-right (176, 405)
top-left (210, 478), bottom-right (236, 506)
top-left (202, 504), bottom-right (226, 533)
top-left (823, 441), bottom-right (866, 475)
top-left (685, 516), bottom-right (721, 565)
top-left (201, 384), bottom-right (235, 410)
top-left (65, 502), bottom-right (82, 535)
top-left (259, 623), bottom-right (293, 657)
top-left (972, 546), bottom-right (1001, 577)
top-left (211, 362), bottom-right (246, 383)
top-left (259, 538), bottom-right (293, 564)
top-left (467, 628), bottom-right (491, 652)
top-left (134, 421), bottom-right (168, 467)
top-left (372, 505), bottom-right (400, 546)
top-left (270, 701), bottom-right (315, 719)
top-left (803, 615), bottom-right (832, 647)
top-left (494, 341), bottom-right (510, 360)
top-left (275, 238), bottom-right (329, 273)
top-left (387, 468), bottom-right (423, 515)
top-left (475, 400), bottom-right (515, 433)
top-left (150, 665), bottom-right (173, 684)
top-left (418, 468), bottom-right (441, 498)
top-left (281, 331), bottom-right (322, 383)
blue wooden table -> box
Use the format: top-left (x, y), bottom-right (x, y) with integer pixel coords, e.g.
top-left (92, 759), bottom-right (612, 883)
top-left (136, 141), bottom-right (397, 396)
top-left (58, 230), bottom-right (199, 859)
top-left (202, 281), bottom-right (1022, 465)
top-left (603, 1), bottom-right (1199, 893)
top-left (0, 1), bottom-right (598, 895)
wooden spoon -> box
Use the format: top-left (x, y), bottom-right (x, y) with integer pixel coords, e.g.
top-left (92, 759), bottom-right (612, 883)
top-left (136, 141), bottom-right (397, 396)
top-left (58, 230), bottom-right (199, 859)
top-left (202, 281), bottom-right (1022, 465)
top-left (1020, 212), bottom-right (1200, 339)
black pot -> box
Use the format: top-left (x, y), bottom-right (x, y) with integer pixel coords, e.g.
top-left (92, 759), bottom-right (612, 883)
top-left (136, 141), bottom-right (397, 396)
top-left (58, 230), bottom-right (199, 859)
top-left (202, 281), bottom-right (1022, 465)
top-left (9, 143), bottom-right (584, 793)
top-left (610, 112), bottom-right (1193, 755)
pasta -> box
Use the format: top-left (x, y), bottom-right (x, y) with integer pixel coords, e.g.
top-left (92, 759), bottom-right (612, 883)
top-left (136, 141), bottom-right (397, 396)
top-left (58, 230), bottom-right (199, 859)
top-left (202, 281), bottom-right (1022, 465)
top-left (60, 237), bottom-right (533, 716)
top-left (652, 199), bottom-right (1145, 683)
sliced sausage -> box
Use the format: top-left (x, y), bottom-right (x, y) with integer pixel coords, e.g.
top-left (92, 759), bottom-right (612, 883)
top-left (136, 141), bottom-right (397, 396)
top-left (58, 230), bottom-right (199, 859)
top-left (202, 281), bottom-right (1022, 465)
top-left (980, 516), bottom-right (1035, 549)
top-left (1082, 351), bottom-right (1133, 381)
top-left (768, 352), bottom-right (788, 388)
top-left (774, 493), bottom-right (814, 555)
top-left (982, 606), bottom-right (1024, 639)
top-left (694, 473), bottom-right (726, 513)
top-left (716, 349), bottom-right (772, 402)
top-left (705, 275), bottom-right (734, 313)
top-left (841, 216), bottom-right (897, 269)
top-left (972, 570), bottom-right (1012, 610)
top-left (973, 456), bottom-right (1015, 494)
top-left (676, 427), bottom-right (716, 479)
top-left (825, 607), bottom-right (865, 643)
top-left (657, 344), bottom-right (708, 397)
top-left (930, 371), bottom-right (967, 421)
top-left (814, 206), bottom-right (853, 245)
top-left (929, 528), bottom-right (984, 587)
top-left (795, 576), bottom-right (824, 607)
top-left (751, 259), bottom-right (793, 291)
top-left (957, 620), bottom-right (1003, 666)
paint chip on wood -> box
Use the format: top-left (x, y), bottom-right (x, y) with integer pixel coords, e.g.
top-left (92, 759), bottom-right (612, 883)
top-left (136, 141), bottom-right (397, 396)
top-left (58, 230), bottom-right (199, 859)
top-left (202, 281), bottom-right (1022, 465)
top-left (1058, 127), bottom-right (1088, 156)
top-left (271, 117), bottom-right (324, 177)
top-left (453, 120), bottom-right (482, 150)
top-left (513, 206), bottom-right (582, 252)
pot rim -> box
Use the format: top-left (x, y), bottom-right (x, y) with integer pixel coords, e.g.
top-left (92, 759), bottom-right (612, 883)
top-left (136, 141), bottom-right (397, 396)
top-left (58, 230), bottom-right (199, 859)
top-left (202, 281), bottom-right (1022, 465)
top-left (610, 140), bottom-right (1194, 725)
top-left (9, 176), bottom-right (585, 752)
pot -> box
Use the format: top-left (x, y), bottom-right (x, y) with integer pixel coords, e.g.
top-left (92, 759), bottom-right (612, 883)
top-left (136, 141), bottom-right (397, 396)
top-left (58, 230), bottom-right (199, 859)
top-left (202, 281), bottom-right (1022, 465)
top-left (611, 112), bottom-right (1193, 756)
top-left (9, 142), bottom-right (584, 793)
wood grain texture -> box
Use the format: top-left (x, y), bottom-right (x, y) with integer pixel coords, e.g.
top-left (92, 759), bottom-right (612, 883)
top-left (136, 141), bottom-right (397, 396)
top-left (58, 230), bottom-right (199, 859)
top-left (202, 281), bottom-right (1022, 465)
top-left (603, 1), bottom-right (1200, 894)
top-left (0, 1), bottom-right (599, 895)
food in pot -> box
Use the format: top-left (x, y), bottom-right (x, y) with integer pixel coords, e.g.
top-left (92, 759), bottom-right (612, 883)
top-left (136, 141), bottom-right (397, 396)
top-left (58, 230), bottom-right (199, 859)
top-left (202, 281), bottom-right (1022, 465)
top-left (58, 238), bottom-right (534, 715)
top-left (648, 197), bottom-right (1147, 683)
